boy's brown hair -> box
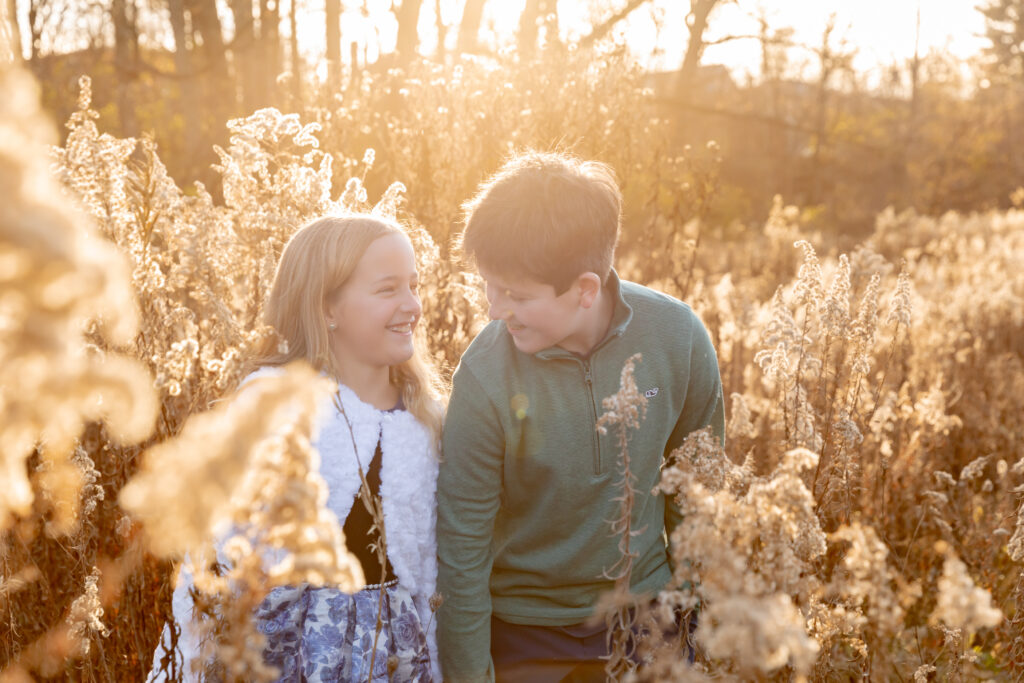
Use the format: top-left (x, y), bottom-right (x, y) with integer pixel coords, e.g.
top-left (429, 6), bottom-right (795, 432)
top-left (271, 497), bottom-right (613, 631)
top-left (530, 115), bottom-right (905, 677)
top-left (459, 150), bottom-right (621, 294)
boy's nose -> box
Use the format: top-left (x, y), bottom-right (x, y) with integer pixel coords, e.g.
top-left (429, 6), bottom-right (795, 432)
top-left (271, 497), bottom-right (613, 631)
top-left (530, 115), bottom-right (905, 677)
top-left (487, 299), bottom-right (510, 321)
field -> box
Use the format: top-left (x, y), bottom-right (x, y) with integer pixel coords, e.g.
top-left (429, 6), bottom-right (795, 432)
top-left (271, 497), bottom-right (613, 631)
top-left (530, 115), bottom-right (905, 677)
top-left (2, 39), bottom-right (1024, 683)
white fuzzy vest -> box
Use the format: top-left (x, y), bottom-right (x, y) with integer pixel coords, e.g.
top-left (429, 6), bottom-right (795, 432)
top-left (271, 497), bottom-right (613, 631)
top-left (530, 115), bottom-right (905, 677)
top-left (250, 367), bottom-right (441, 678)
top-left (150, 368), bottom-right (441, 682)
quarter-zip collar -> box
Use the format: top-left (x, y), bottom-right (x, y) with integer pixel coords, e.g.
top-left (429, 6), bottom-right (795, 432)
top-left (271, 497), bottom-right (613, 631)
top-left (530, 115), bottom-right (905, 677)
top-left (535, 269), bottom-right (633, 361)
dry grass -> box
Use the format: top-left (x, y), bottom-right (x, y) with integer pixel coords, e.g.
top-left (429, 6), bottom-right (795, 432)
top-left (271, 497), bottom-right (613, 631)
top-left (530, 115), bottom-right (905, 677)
top-left (2, 45), bottom-right (1023, 681)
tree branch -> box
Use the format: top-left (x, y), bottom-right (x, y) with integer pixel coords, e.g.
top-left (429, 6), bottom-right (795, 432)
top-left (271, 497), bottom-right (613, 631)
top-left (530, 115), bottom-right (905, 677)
top-left (578, 0), bottom-right (649, 49)
top-left (703, 33), bottom-right (765, 47)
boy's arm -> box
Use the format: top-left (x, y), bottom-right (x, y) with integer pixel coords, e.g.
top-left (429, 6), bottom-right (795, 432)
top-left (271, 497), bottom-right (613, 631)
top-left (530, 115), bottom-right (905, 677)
top-left (663, 315), bottom-right (726, 544)
top-left (437, 365), bottom-right (505, 683)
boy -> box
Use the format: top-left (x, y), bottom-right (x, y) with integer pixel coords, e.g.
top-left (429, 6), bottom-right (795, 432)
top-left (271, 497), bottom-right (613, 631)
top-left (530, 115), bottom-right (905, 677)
top-left (437, 151), bottom-right (725, 682)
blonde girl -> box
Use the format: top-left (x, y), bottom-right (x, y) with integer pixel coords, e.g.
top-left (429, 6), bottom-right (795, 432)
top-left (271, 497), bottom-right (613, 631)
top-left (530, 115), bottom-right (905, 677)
top-left (153, 215), bottom-right (444, 682)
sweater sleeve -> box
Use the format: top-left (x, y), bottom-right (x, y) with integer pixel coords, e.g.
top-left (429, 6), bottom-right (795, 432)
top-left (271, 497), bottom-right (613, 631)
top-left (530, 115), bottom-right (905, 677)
top-left (663, 313), bottom-right (726, 548)
top-left (436, 365), bottom-right (505, 683)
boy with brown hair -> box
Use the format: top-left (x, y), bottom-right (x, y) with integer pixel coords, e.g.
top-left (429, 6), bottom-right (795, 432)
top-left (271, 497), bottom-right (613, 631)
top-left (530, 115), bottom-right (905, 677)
top-left (437, 151), bottom-right (725, 682)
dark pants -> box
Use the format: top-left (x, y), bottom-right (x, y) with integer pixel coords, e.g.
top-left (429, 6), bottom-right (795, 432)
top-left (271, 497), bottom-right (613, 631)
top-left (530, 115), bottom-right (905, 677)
top-left (491, 608), bottom-right (696, 683)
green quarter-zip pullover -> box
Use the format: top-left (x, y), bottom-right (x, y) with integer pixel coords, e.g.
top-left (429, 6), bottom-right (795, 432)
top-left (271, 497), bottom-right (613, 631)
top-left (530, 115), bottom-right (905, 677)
top-left (437, 272), bottom-right (725, 682)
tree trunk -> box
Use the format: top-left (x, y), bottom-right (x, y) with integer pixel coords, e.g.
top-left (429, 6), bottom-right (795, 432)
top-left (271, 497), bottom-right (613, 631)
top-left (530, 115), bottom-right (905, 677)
top-left (898, 4), bottom-right (921, 207)
top-left (188, 0), bottom-right (233, 124)
top-left (579, 0), bottom-right (647, 49)
top-left (325, 0), bottom-right (340, 90)
top-left (543, 4), bottom-right (561, 50)
top-left (434, 0), bottom-right (446, 59)
top-left (809, 16), bottom-right (847, 205)
top-left (189, 0), bottom-right (230, 85)
top-left (167, 0), bottom-right (201, 174)
top-left (757, 11), bottom-right (790, 201)
top-left (27, 0), bottom-right (41, 61)
top-left (518, 0), bottom-right (541, 57)
top-left (394, 0), bottom-right (422, 66)
top-left (457, 0), bottom-right (485, 53)
top-left (259, 0), bottom-right (280, 103)
top-left (111, 0), bottom-right (139, 136)
top-left (231, 0), bottom-right (260, 110)
top-left (678, 0), bottom-right (719, 97)
top-left (3, 0), bottom-right (20, 62)
top-left (289, 0), bottom-right (301, 107)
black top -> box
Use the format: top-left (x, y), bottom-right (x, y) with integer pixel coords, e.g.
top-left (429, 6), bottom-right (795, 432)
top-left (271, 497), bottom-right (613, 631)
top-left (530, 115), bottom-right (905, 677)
top-left (341, 396), bottom-right (403, 585)
top-left (342, 440), bottom-right (396, 584)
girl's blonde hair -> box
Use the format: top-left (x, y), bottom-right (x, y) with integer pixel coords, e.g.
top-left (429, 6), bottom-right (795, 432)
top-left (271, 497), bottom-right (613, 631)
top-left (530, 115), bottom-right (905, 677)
top-left (249, 215), bottom-right (445, 442)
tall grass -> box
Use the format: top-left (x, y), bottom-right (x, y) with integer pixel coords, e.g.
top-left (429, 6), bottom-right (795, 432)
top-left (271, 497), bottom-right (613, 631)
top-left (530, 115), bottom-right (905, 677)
top-left (2, 46), bottom-right (1023, 681)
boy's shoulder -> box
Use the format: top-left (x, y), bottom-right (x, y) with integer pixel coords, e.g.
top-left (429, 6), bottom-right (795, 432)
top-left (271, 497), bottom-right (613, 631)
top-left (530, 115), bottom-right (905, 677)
top-left (618, 279), bottom-right (702, 333)
top-left (455, 320), bottom-right (514, 375)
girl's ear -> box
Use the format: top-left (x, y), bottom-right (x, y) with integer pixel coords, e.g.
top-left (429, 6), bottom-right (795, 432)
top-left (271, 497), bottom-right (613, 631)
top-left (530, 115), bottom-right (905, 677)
top-left (576, 272), bottom-right (602, 309)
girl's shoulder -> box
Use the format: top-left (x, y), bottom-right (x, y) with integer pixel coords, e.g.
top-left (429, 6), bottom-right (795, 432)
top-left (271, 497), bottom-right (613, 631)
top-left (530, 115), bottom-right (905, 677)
top-left (238, 365), bottom-right (287, 390)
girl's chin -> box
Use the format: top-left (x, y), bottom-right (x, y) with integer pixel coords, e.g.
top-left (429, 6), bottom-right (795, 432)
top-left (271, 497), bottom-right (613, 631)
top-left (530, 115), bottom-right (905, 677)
top-left (383, 342), bottom-right (416, 365)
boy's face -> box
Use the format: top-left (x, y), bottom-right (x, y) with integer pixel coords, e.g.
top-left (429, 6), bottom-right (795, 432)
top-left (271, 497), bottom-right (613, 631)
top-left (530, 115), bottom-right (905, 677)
top-left (479, 267), bottom-right (585, 355)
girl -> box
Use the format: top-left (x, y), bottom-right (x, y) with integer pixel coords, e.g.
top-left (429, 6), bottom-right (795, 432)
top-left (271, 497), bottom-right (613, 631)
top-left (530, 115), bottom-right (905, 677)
top-left (154, 215), bottom-right (444, 682)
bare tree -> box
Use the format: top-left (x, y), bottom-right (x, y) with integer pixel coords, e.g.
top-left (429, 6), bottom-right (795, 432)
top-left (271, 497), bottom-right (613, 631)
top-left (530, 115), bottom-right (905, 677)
top-left (978, 0), bottom-right (1024, 184)
top-left (895, 3), bottom-right (922, 206)
top-left (111, 0), bottom-right (139, 136)
top-left (394, 0), bottom-right (423, 65)
top-left (26, 0), bottom-right (43, 60)
top-left (230, 0), bottom-right (261, 110)
top-left (3, 0), bottom-right (19, 61)
top-left (187, 0), bottom-right (235, 135)
top-left (259, 0), bottom-right (280, 100)
top-left (679, 0), bottom-right (734, 95)
top-left (166, 0), bottom-right (201, 169)
top-left (434, 0), bottom-right (447, 59)
top-left (756, 8), bottom-right (795, 197)
top-left (24, 0), bottom-right (67, 61)
top-left (578, 0), bottom-right (648, 49)
top-left (288, 0), bottom-right (300, 106)
top-left (189, 0), bottom-right (230, 85)
top-left (806, 13), bottom-right (855, 204)
top-left (326, 0), bottom-right (340, 89)
top-left (456, 0), bottom-right (485, 53)
top-left (518, 0), bottom-right (559, 56)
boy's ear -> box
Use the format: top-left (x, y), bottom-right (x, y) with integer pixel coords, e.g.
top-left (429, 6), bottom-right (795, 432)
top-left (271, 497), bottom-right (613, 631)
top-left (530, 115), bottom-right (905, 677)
top-left (576, 272), bottom-right (602, 309)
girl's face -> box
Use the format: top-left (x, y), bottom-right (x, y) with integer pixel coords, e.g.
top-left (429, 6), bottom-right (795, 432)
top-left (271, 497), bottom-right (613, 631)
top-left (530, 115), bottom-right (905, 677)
top-left (325, 232), bottom-right (422, 372)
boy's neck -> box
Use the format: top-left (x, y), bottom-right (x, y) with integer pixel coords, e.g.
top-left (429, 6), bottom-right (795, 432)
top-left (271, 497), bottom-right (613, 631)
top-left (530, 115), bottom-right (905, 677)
top-left (333, 359), bottom-right (399, 410)
top-left (560, 283), bottom-right (616, 358)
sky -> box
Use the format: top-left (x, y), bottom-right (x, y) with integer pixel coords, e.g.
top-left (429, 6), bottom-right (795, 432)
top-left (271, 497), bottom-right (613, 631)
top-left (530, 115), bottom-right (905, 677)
top-left (326, 0), bottom-right (990, 82)
top-left (485, 0), bottom-right (990, 78)
top-left (18, 0), bottom-right (992, 84)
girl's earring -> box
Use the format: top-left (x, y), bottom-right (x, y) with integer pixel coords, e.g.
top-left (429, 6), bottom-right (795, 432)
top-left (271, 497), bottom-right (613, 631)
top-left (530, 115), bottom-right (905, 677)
top-left (328, 322), bottom-right (337, 330)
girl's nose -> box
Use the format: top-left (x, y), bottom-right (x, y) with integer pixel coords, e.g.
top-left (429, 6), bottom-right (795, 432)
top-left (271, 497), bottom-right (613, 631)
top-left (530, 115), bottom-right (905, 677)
top-left (403, 290), bottom-right (422, 317)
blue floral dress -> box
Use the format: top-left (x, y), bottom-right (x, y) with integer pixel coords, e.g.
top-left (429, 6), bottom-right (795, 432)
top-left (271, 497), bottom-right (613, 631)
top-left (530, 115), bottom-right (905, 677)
top-left (255, 579), bottom-right (434, 682)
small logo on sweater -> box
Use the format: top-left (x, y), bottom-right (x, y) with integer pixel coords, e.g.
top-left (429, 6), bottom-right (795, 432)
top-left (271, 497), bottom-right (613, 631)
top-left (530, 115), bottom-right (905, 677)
top-left (644, 387), bottom-right (659, 398)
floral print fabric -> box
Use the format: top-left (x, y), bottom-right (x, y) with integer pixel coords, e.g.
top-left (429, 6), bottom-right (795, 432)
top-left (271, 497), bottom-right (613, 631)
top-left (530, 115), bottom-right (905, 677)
top-left (255, 580), bottom-right (434, 682)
